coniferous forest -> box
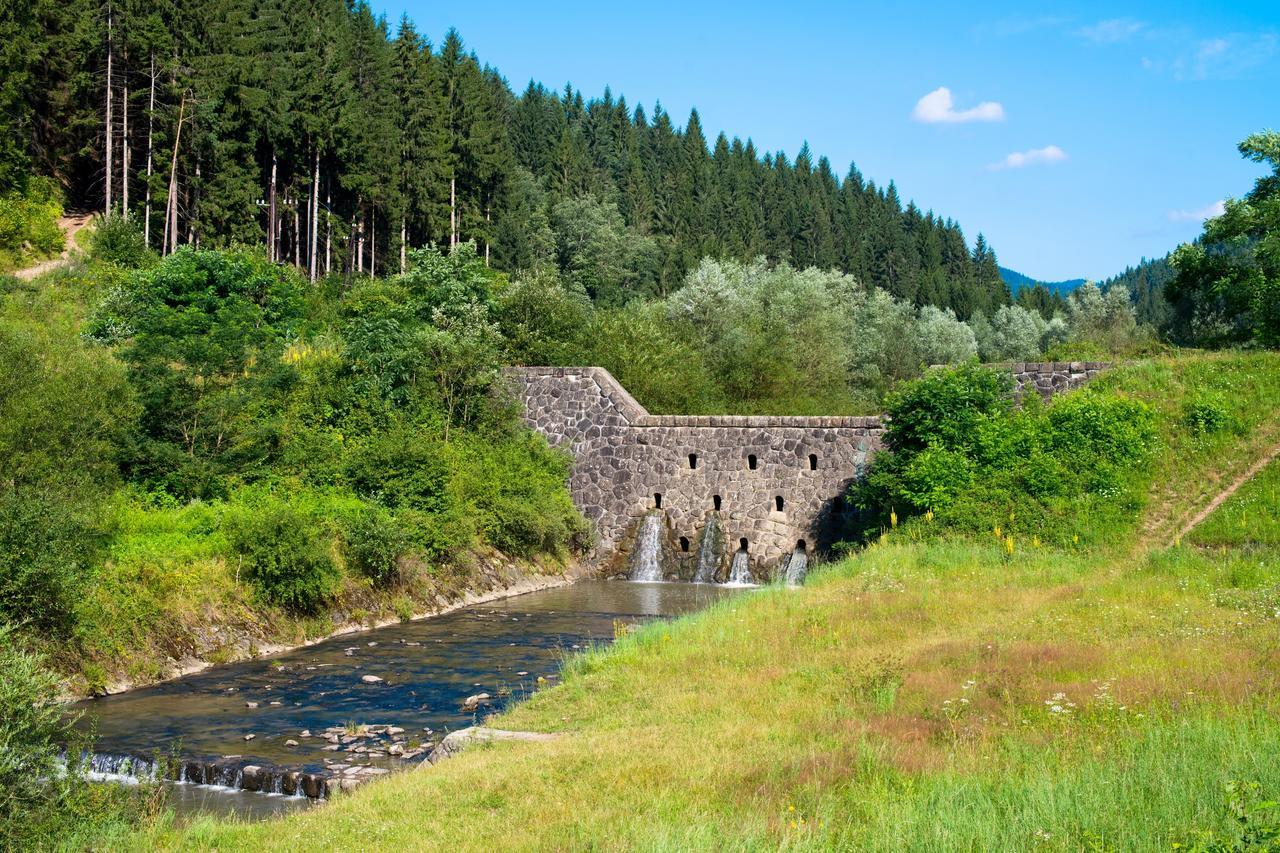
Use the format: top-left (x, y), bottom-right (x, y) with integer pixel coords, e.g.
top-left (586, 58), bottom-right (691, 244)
top-left (2, 0), bottom-right (1012, 317)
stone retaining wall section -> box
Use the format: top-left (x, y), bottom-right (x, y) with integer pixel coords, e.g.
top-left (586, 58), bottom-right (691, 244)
top-left (506, 363), bottom-right (1108, 577)
top-left (507, 367), bottom-right (882, 577)
top-left (1007, 361), bottom-right (1111, 400)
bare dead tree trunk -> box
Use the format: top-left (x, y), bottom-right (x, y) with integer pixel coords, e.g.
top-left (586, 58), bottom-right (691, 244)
top-left (449, 176), bottom-right (457, 249)
top-left (400, 214), bottom-right (406, 274)
top-left (268, 152), bottom-right (278, 261)
top-left (325, 180), bottom-right (332, 276)
top-left (164, 93), bottom-right (186, 254)
top-left (370, 208), bottom-right (376, 278)
top-left (355, 207), bottom-right (363, 274)
top-left (121, 80), bottom-right (130, 219)
top-left (484, 205), bottom-right (491, 266)
top-left (104, 2), bottom-right (114, 216)
top-left (143, 53), bottom-right (156, 246)
top-left (309, 148), bottom-right (319, 282)
top-left (293, 198), bottom-right (300, 267)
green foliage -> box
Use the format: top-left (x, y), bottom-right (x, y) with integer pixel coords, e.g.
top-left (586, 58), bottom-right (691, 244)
top-left (582, 300), bottom-right (727, 414)
top-left (0, 177), bottom-right (61, 272)
top-left (0, 300), bottom-right (137, 630)
top-left (1168, 130), bottom-right (1280, 348)
top-left (882, 361), bottom-right (1013, 454)
top-left (88, 214), bottom-right (154, 268)
top-left (343, 507), bottom-right (410, 585)
top-left (1183, 397), bottom-right (1232, 436)
top-left (223, 495), bottom-right (341, 613)
top-left (496, 267), bottom-right (590, 365)
top-left (449, 433), bottom-right (588, 558)
top-left (0, 626), bottom-right (156, 849)
top-left (855, 363), bottom-right (1159, 543)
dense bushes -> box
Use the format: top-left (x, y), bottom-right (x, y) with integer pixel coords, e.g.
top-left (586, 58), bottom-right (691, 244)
top-left (0, 177), bottom-right (62, 273)
top-left (0, 306), bottom-right (137, 631)
top-left (855, 363), bottom-right (1160, 544)
top-left (224, 498), bottom-right (340, 613)
top-left (78, 243), bottom-right (584, 592)
top-left (0, 627), bottom-right (155, 849)
top-left (87, 214), bottom-right (154, 268)
top-left (496, 256), bottom-right (1149, 416)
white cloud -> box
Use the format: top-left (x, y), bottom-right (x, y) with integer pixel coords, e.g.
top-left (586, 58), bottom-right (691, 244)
top-left (987, 145), bottom-right (1068, 170)
top-left (1145, 32), bottom-right (1278, 79)
top-left (912, 87), bottom-right (1005, 124)
top-left (1168, 200), bottom-right (1226, 222)
top-left (1078, 18), bottom-right (1145, 43)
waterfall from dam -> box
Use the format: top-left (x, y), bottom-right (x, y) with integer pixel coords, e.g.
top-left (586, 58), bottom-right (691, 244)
top-left (628, 511), bottom-right (666, 582)
top-left (692, 514), bottom-right (723, 583)
top-left (785, 546), bottom-right (809, 586)
top-left (727, 547), bottom-right (754, 586)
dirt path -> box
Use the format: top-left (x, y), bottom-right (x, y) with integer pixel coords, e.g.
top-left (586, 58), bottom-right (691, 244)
top-left (13, 212), bottom-right (93, 281)
top-left (1171, 441), bottom-right (1280, 544)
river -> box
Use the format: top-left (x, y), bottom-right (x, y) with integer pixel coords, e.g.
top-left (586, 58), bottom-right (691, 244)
top-left (73, 580), bottom-right (738, 820)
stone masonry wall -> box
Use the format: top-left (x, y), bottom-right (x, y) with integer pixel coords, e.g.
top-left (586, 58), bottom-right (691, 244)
top-left (1007, 361), bottom-right (1111, 400)
top-left (506, 367), bottom-right (882, 580)
top-left (506, 362), bottom-right (1108, 580)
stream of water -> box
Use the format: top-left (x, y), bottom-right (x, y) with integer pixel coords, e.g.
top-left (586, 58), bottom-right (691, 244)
top-left (72, 581), bottom-right (736, 820)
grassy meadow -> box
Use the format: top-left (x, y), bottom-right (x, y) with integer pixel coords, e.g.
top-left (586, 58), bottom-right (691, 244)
top-left (106, 351), bottom-right (1280, 851)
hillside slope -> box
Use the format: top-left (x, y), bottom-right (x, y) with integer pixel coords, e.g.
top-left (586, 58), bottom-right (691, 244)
top-left (127, 352), bottom-right (1280, 851)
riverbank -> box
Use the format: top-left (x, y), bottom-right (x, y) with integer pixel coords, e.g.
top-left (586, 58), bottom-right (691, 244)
top-left (58, 545), bottom-right (590, 700)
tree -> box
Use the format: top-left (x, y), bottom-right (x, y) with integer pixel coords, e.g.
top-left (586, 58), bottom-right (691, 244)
top-left (1168, 130), bottom-right (1280, 348)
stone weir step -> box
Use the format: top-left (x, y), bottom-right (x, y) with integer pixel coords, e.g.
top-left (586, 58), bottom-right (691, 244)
top-left (79, 750), bottom-right (405, 799)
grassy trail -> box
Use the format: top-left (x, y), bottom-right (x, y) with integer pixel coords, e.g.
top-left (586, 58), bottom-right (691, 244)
top-left (1174, 440), bottom-right (1280, 544)
top-left (128, 352), bottom-right (1280, 851)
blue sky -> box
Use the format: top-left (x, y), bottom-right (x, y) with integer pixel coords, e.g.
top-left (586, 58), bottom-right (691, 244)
top-left (377, 1), bottom-right (1276, 282)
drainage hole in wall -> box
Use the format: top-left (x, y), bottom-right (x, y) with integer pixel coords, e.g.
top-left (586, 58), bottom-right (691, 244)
top-left (679, 536), bottom-right (690, 552)
top-left (747, 454), bottom-right (758, 470)
top-left (808, 453), bottom-right (818, 470)
top-left (774, 495), bottom-right (785, 511)
top-left (713, 495), bottom-right (722, 511)
top-left (653, 493), bottom-right (663, 509)
top-left (688, 453), bottom-right (698, 469)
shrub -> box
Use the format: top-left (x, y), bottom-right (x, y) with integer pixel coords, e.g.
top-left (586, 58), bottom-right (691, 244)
top-left (0, 626), bottom-right (157, 848)
top-left (224, 500), bottom-right (340, 613)
top-left (853, 363), bottom-right (1159, 542)
top-left (0, 178), bottom-right (62, 273)
top-left (87, 213), bottom-right (153, 268)
top-left (0, 494), bottom-right (94, 631)
top-left (1045, 394), bottom-right (1159, 465)
top-left (344, 506), bottom-right (410, 585)
top-left (882, 361), bottom-right (1013, 454)
top-left (1183, 397), bottom-right (1231, 435)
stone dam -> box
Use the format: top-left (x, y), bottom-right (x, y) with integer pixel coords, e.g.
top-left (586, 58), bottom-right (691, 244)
top-left (507, 362), bottom-right (1109, 582)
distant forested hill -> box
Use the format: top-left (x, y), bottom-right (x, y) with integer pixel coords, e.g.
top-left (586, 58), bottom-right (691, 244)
top-left (2, 0), bottom-right (1009, 317)
top-left (1101, 255), bottom-right (1177, 329)
top-left (999, 266), bottom-right (1087, 296)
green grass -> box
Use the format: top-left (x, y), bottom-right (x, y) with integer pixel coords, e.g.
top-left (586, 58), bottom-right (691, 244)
top-left (112, 353), bottom-right (1280, 851)
top-left (1188, 457), bottom-right (1280, 549)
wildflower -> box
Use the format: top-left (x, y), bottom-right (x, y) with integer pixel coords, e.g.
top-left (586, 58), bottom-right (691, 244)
top-left (890, 509), bottom-right (898, 529)
top-left (994, 525), bottom-right (1002, 539)
top-left (1004, 535), bottom-right (1015, 557)
top-left (924, 509), bottom-right (934, 522)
